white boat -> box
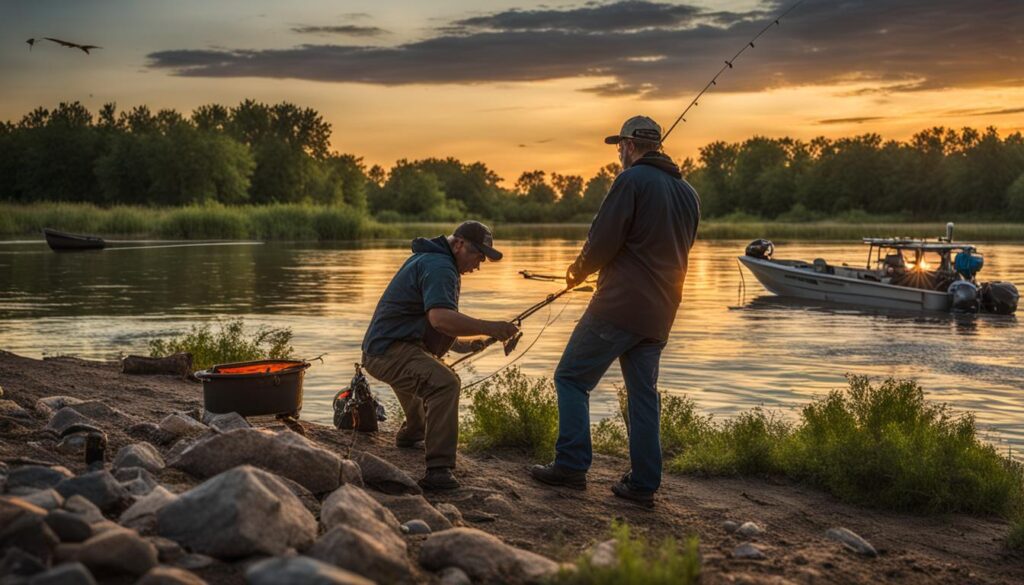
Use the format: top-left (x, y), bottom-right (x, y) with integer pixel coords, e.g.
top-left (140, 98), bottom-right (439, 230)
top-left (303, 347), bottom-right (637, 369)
top-left (738, 223), bottom-right (1018, 314)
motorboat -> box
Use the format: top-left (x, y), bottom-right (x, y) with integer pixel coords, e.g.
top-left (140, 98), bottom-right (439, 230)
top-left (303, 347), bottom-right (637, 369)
top-left (738, 223), bottom-right (1018, 314)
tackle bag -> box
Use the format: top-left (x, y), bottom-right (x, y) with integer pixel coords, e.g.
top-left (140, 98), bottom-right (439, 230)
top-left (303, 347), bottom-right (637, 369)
top-left (333, 363), bottom-right (386, 432)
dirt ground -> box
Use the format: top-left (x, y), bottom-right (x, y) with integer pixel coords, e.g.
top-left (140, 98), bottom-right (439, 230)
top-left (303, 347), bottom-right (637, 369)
top-left (1, 350), bottom-right (1022, 584)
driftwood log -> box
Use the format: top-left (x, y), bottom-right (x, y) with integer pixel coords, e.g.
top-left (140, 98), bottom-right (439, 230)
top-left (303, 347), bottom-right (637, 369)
top-left (122, 353), bottom-right (193, 378)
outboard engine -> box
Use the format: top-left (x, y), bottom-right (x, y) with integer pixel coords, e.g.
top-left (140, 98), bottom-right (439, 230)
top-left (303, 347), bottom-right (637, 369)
top-left (980, 282), bottom-right (1019, 315)
top-left (954, 250), bottom-right (984, 280)
top-left (948, 280), bottom-right (980, 313)
top-left (745, 239), bottom-right (774, 260)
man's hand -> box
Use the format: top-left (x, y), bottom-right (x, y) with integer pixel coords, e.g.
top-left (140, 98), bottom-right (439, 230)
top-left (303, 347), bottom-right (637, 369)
top-left (565, 265), bottom-right (583, 288)
top-left (487, 320), bottom-right (520, 341)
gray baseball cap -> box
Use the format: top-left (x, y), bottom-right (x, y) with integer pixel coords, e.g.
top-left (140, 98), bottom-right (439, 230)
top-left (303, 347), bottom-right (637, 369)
top-left (604, 115), bottom-right (662, 144)
top-left (454, 220), bottom-right (502, 261)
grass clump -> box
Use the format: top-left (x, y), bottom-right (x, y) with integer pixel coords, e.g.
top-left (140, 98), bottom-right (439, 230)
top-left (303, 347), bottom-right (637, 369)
top-left (593, 389), bottom-right (711, 459)
top-left (460, 367), bottom-right (559, 462)
top-left (1008, 518), bottom-right (1024, 551)
top-left (149, 318), bottom-right (294, 371)
top-left (548, 522), bottom-right (700, 585)
top-left (780, 375), bottom-right (1024, 515)
top-left (670, 408), bottom-right (789, 476)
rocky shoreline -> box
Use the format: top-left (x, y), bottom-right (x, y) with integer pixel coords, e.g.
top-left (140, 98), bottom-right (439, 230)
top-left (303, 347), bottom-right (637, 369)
top-left (1, 350), bottom-right (1022, 584)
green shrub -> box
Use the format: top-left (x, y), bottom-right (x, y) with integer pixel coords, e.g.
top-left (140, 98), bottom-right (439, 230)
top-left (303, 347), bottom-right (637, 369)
top-left (149, 318), bottom-right (294, 371)
top-left (670, 408), bottom-right (789, 476)
top-left (779, 376), bottom-right (1024, 515)
top-left (314, 206), bottom-right (366, 240)
top-left (593, 389), bottom-right (711, 459)
top-left (1008, 517), bottom-right (1024, 551)
top-left (98, 206), bottom-right (157, 235)
top-left (158, 204), bottom-right (251, 239)
top-left (548, 522), bottom-right (700, 585)
top-left (460, 367), bottom-right (559, 462)
top-left (592, 418), bottom-right (629, 458)
top-left (248, 204), bottom-right (318, 240)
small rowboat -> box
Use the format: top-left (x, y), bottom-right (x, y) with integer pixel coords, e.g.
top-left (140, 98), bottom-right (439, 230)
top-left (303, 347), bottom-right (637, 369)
top-left (43, 228), bottom-right (106, 251)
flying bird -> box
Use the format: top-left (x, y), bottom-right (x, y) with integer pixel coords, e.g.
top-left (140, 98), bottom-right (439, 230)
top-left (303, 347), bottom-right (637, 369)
top-left (44, 37), bottom-right (102, 54)
top-left (26, 38), bottom-right (36, 51)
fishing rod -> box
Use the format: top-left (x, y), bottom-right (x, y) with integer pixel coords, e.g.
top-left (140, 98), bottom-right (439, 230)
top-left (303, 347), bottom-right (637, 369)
top-left (660, 0), bottom-right (806, 144)
top-left (448, 284), bottom-right (580, 368)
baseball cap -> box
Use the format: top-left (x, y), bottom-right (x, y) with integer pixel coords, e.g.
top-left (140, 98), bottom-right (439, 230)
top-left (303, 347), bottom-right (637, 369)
top-left (604, 115), bottom-right (662, 144)
top-left (453, 220), bottom-right (502, 261)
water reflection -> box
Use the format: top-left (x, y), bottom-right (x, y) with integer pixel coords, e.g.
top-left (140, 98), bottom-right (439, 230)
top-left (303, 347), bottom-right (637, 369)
top-left (1, 238), bottom-right (1022, 456)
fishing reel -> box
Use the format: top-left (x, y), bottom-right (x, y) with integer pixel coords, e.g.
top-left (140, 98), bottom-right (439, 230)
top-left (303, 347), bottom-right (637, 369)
top-left (503, 330), bottom-right (523, 355)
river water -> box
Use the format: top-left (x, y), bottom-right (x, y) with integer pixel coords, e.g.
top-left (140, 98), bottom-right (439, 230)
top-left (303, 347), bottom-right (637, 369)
top-left (2, 237), bottom-right (1022, 454)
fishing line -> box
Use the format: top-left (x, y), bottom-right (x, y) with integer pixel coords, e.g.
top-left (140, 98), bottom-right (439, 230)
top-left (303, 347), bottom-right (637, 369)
top-left (661, 0), bottom-right (806, 144)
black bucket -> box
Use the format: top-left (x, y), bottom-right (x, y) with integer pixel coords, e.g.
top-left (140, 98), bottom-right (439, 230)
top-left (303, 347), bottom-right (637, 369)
top-left (195, 359), bottom-right (311, 417)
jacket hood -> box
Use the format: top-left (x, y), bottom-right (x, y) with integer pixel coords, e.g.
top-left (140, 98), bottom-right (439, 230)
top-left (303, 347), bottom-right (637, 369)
top-left (631, 151), bottom-right (682, 179)
top-left (411, 235), bottom-right (454, 256)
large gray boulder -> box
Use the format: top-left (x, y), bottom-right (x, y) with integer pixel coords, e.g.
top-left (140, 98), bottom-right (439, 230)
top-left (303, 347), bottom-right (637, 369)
top-left (79, 528), bottom-right (159, 575)
top-left (419, 528), bottom-right (560, 584)
top-left (245, 556), bottom-right (374, 585)
top-left (21, 489), bottom-right (64, 511)
top-left (207, 412), bottom-right (250, 433)
top-left (120, 485), bottom-right (177, 532)
top-left (113, 443), bottom-right (165, 474)
top-left (55, 470), bottom-right (131, 513)
top-left (0, 497), bottom-right (58, 564)
top-left (34, 395), bottom-right (84, 417)
top-left (371, 493), bottom-right (452, 532)
top-left (350, 451), bottom-right (420, 495)
top-left (321, 484), bottom-right (402, 536)
top-left (158, 413), bottom-right (207, 438)
top-left (156, 465), bottom-right (316, 558)
top-left (44, 509), bottom-right (93, 542)
top-left (6, 465), bottom-right (73, 494)
top-left (171, 428), bottom-right (342, 493)
top-left (63, 495), bottom-right (104, 524)
top-left (309, 524), bottom-right (413, 584)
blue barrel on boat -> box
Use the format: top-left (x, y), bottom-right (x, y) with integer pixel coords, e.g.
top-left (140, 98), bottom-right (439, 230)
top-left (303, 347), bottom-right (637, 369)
top-left (954, 251), bottom-right (983, 279)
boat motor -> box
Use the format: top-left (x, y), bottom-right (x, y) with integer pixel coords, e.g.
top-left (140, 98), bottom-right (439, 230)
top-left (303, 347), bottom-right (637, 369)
top-left (954, 250), bottom-right (983, 280)
top-left (948, 280), bottom-right (980, 313)
top-left (980, 282), bottom-right (1019, 315)
top-left (745, 239), bottom-right (774, 260)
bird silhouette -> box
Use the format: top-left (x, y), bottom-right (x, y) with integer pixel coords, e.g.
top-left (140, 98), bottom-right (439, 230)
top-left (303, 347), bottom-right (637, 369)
top-left (43, 37), bottom-right (102, 54)
top-left (26, 38), bottom-right (36, 51)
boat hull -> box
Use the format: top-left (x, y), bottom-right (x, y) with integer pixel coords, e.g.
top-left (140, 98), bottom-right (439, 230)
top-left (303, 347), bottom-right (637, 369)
top-left (43, 228), bottom-right (106, 251)
top-left (738, 256), bottom-right (951, 312)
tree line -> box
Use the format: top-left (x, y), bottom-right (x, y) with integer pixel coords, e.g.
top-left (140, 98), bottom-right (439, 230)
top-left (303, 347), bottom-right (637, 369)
top-left (2, 101), bottom-right (1023, 221)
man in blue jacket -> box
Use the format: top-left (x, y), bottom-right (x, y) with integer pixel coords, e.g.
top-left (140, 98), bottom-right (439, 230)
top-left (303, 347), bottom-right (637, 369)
top-left (362, 221), bottom-right (518, 490)
top-left (531, 116), bottom-right (701, 506)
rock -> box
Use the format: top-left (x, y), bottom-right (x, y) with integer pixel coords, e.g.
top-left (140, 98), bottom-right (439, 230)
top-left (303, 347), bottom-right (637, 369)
top-left (0, 497), bottom-right (59, 563)
top-left (136, 566), bottom-right (208, 585)
top-left (34, 395), bottom-right (84, 417)
top-left (56, 433), bottom-right (90, 455)
top-left (403, 519), bottom-right (431, 535)
top-left (435, 502), bottom-right (464, 526)
top-left (147, 536), bottom-right (185, 562)
top-left (482, 494), bottom-right (516, 517)
top-left (173, 554), bottom-right (214, 571)
top-left (115, 467), bottom-right (159, 497)
top-left (826, 527), bottom-right (878, 557)
top-left (371, 492), bottom-right (453, 532)
top-left (157, 465), bottom-right (316, 558)
top-left (79, 528), bottom-right (158, 575)
top-left (308, 525), bottom-right (413, 583)
top-left (54, 542), bottom-right (83, 563)
top-left (128, 422), bottom-right (176, 445)
top-left (340, 460), bottom-right (363, 487)
top-left (350, 451), bottom-right (420, 495)
top-left (21, 489), bottom-right (64, 511)
top-left (170, 429), bottom-right (342, 493)
top-left (45, 509), bottom-right (93, 542)
top-left (90, 519), bottom-right (123, 534)
top-left (0, 547), bottom-right (45, 578)
top-left (321, 484), bottom-right (402, 536)
top-left (420, 527), bottom-right (560, 584)
top-left (55, 470), bottom-right (130, 513)
top-left (0, 399), bottom-right (31, 419)
top-left (67, 401), bottom-right (131, 425)
top-left (113, 443), bottom-right (165, 474)
top-left (120, 485), bottom-right (177, 532)
top-left (438, 566), bottom-right (472, 585)
top-left (737, 521), bottom-right (765, 538)
top-left (245, 556), bottom-right (374, 585)
top-left (44, 403), bottom-right (123, 435)
top-left (733, 542), bottom-right (766, 560)
top-left (6, 465), bottom-right (73, 493)
top-left (158, 413), bottom-right (207, 438)
top-left (723, 520), bottom-right (740, 533)
top-left (63, 495), bottom-right (104, 524)
top-left (588, 539), bottom-right (618, 569)
top-left (207, 412), bottom-right (249, 433)
top-left (25, 562), bottom-right (96, 585)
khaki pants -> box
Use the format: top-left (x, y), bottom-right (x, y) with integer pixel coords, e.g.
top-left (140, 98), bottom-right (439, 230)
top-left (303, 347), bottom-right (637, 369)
top-left (362, 341), bottom-right (461, 469)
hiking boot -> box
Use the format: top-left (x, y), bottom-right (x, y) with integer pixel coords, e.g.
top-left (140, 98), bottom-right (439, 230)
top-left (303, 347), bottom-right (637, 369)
top-left (529, 463), bottom-right (587, 490)
top-left (611, 473), bottom-right (655, 508)
top-left (395, 437), bottom-right (425, 449)
top-left (418, 467), bottom-right (460, 491)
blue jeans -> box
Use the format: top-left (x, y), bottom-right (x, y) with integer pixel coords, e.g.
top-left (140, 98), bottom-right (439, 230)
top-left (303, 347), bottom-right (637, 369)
top-left (553, 311), bottom-right (667, 492)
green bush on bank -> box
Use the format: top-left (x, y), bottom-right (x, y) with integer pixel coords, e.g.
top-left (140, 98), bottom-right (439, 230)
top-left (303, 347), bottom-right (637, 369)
top-left (547, 522), bottom-right (700, 585)
top-left (148, 318), bottom-right (294, 371)
top-left (460, 367), bottom-right (560, 462)
top-left (1008, 518), bottom-right (1024, 551)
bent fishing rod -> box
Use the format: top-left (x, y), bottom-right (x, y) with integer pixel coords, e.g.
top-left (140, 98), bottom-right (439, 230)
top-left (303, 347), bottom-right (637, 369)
top-left (660, 0), bottom-right (806, 144)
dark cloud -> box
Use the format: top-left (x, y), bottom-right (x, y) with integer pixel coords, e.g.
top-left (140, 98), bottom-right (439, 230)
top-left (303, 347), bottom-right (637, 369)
top-left (292, 25), bottom-right (388, 37)
top-left (817, 117), bottom-right (886, 125)
top-left (148, 0), bottom-right (1023, 98)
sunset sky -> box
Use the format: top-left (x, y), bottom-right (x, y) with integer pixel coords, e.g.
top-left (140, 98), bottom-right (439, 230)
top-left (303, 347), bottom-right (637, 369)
top-left (4, 0), bottom-right (1022, 183)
